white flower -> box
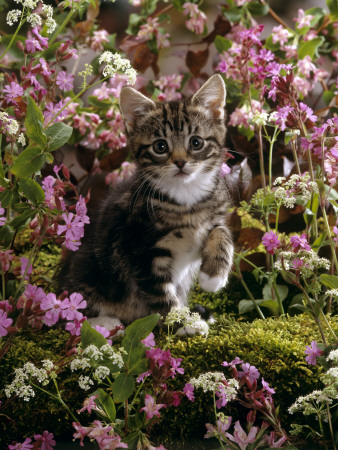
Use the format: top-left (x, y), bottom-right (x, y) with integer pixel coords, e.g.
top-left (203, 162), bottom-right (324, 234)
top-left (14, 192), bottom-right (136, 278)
top-left (125, 68), bottom-right (137, 85)
top-left (23, 0), bottom-right (38, 8)
top-left (326, 289), bottom-right (338, 300)
top-left (327, 350), bottom-right (338, 365)
top-left (46, 18), bottom-right (57, 34)
top-left (27, 13), bottom-right (42, 27)
top-left (42, 4), bottom-right (54, 18)
top-left (78, 375), bottom-right (94, 390)
top-left (252, 111), bottom-right (269, 127)
top-left (6, 119), bottom-right (19, 136)
top-left (83, 345), bottom-right (103, 361)
top-left (17, 133), bottom-right (26, 146)
top-left (288, 390), bottom-right (332, 415)
top-left (190, 372), bottom-right (230, 392)
top-left (102, 64), bottom-right (116, 78)
top-left (70, 357), bottom-right (91, 371)
top-left (165, 306), bottom-right (191, 326)
top-left (93, 366), bottom-right (110, 381)
top-left (99, 51), bottom-right (114, 64)
top-left (6, 9), bottom-right (22, 26)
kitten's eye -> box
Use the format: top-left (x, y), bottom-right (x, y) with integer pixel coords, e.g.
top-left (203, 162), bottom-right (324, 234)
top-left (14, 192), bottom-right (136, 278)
top-left (189, 136), bottom-right (204, 151)
top-left (153, 140), bottom-right (168, 154)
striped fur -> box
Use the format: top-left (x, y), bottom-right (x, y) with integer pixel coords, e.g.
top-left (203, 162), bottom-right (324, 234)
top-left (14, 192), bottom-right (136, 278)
top-left (58, 75), bottom-right (234, 325)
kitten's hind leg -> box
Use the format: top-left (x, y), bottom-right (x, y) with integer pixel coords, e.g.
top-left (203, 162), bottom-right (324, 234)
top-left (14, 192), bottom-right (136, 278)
top-left (88, 316), bottom-right (125, 337)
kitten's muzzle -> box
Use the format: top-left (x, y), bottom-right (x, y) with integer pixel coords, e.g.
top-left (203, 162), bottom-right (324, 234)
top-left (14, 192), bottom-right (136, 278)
top-left (174, 159), bottom-right (187, 169)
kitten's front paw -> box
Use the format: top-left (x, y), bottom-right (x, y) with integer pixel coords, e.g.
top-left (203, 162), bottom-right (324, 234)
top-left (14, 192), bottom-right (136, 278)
top-left (88, 316), bottom-right (125, 338)
top-left (198, 271), bottom-right (227, 292)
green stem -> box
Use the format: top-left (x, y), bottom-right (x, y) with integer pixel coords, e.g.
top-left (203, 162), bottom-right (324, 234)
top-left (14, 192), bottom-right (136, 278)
top-left (13, 237), bottom-right (39, 302)
top-left (291, 138), bottom-right (301, 175)
top-left (0, 15), bottom-right (26, 62)
top-left (320, 311), bottom-right (338, 342)
top-left (234, 253), bottom-right (266, 277)
top-left (235, 265), bottom-right (265, 320)
top-left (275, 204), bottom-right (280, 234)
top-left (326, 401), bottom-right (337, 450)
top-left (1, 271), bottom-right (5, 300)
top-left (212, 391), bottom-right (226, 450)
top-left (257, 126), bottom-right (266, 191)
top-left (48, 5), bottom-right (75, 46)
top-left (321, 204), bottom-right (338, 273)
top-left (272, 279), bottom-right (284, 315)
top-left (301, 286), bottom-right (327, 345)
top-left (268, 127), bottom-right (278, 189)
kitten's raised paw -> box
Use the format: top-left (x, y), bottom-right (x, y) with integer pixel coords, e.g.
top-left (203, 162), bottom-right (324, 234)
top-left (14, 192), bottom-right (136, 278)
top-left (198, 271), bottom-right (227, 292)
top-left (88, 316), bottom-right (124, 338)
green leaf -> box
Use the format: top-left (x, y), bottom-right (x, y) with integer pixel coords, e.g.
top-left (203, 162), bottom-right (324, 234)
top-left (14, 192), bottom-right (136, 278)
top-left (94, 388), bottom-right (116, 422)
top-left (0, 189), bottom-right (14, 208)
top-left (0, 34), bottom-right (25, 58)
top-left (327, 0), bottom-right (338, 18)
top-left (0, 224), bottom-right (15, 247)
top-left (11, 146), bottom-right (46, 178)
top-left (238, 299), bottom-right (260, 314)
top-left (10, 208), bottom-right (35, 229)
top-left (259, 299), bottom-right (280, 315)
top-left (214, 36), bottom-right (232, 53)
top-left (311, 232), bottom-right (326, 253)
top-left (319, 274), bottom-right (338, 289)
top-left (45, 122), bottom-right (73, 152)
top-left (126, 347), bottom-right (148, 376)
top-left (87, 96), bottom-right (112, 109)
top-left (81, 320), bottom-right (108, 349)
top-left (25, 96), bottom-right (47, 147)
top-left (262, 284), bottom-right (288, 302)
top-left (247, 1), bottom-right (269, 16)
top-left (112, 373), bottom-right (135, 402)
top-left (298, 36), bottom-right (325, 59)
top-left (19, 178), bottom-right (45, 205)
top-left (122, 314), bottom-right (160, 353)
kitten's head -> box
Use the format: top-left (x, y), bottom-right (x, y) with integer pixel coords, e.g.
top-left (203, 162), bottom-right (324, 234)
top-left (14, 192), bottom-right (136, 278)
top-left (119, 75), bottom-right (226, 206)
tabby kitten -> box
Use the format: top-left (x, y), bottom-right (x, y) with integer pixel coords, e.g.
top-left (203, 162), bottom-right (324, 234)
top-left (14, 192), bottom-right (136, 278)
top-left (58, 74), bottom-right (234, 330)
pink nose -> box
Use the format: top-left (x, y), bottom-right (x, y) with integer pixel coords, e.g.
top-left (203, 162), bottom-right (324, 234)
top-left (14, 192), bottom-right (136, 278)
top-left (174, 159), bottom-right (186, 169)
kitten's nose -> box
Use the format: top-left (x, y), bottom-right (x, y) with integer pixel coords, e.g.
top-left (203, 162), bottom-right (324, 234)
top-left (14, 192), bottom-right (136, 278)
top-left (174, 159), bottom-right (187, 169)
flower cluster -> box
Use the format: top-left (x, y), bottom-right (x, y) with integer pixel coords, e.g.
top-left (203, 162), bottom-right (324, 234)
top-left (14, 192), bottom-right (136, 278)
top-left (182, 3), bottom-right (207, 34)
top-left (136, 16), bottom-right (170, 49)
top-left (273, 174), bottom-right (319, 208)
top-left (164, 306), bottom-right (209, 336)
top-left (8, 430), bottom-right (56, 450)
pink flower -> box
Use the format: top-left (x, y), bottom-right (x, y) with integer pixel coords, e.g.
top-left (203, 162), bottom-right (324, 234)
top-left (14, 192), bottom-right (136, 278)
top-left (271, 25), bottom-right (289, 45)
top-left (90, 29), bottom-right (109, 51)
top-left (205, 416), bottom-right (232, 439)
top-left (77, 395), bottom-right (99, 414)
top-left (33, 430), bottom-right (56, 450)
top-left (0, 201), bottom-right (6, 226)
top-left (0, 309), bottom-right (13, 337)
top-left (183, 383), bottom-right (195, 401)
top-left (170, 357), bottom-right (184, 378)
top-left (3, 82), bottom-right (24, 102)
top-left (226, 421), bottom-right (258, 448)
top-left (146, 348), bottom-right (171, 367)
top-left (136, 370), bottom-right (152, 383)
top-left (333, 225), bottom-right (338, 244)
top-left (20, 257), bottom-right (33, 281)
top-left (8, 438), bottom-right (33, 450)
top-left (290, 233), bottom-right (311, 252)
top-left (262, 231), bottom-right (280, 255)
top-left (222, 357), bottom-right (243, 368)
top-left (238, 363), bottom-right (260, 384)
top-left (57, 212), bottom-right (85, 241)
top-left (56, 71), bottom-right (74, 91)
top-left (26, 38), bottom-right (43, 53)
top-left (40, 293), bottom-right (62, 326)
top-left (305, 340), bottom-right (324, 365)
top-left (32, 28), bottom-right (48, 48)
top-left (142, 332), bottom-right (156, 348)
top-left (262, 378), bottom-right (275, 394)
top-left (295, 9), bottom-right (314, 29)
top-left (140, 394), bottom-right (166, 420)
top-left (217, 60), bottom-right (228, 73)
top-left (0, 250), bottom-right (14, 272)
top-left (61, 292), bottom-right (87, 321)
top-left (65, 317), bottom-right (86, 336)
top-left (182, 2), bottom-right (207, 34)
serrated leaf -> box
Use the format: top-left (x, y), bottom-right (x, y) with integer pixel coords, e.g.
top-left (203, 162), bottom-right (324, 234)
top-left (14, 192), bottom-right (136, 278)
top-left (94, 388), bottom-right (116, 422)
top-left (81, 320), bottom-right (108, 349)
top-left (19, 178), bottom-right (45, 205)
top-left (298, 36), bottom-right (325, 59)
top-left (112, 373), bottom-right (135, 402)
top-left (319, 274), bottom-right (338, 289)
top-left (11, 146), bottom-right (46, 178)
top-left (45, 122), bottom-right (73, 152)
top-left (25, 96), bottom-right (47, 147)
top-left (122, 314), bottom-right (160, 353)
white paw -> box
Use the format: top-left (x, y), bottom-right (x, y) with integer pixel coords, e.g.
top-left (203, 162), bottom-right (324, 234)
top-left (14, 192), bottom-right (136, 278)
top-left (198, 271), bottom-right (227, 292)
top-left (88, 316), bottom-right (124, 337)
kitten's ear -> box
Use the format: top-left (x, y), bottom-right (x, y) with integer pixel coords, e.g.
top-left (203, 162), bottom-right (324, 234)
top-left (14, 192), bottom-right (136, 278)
top-left (119, 87), bottom-right (155, 132)
top-left (192, 74), bottom-right (226, 120)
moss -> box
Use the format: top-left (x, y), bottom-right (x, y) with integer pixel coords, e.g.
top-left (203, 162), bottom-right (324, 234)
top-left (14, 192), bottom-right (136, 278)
top-left (1, 313), bottom-right (337, 447)
top-left (0, 328), bottom-right (86, 447)
top-left (154, 314), bottom-right (338, 444)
